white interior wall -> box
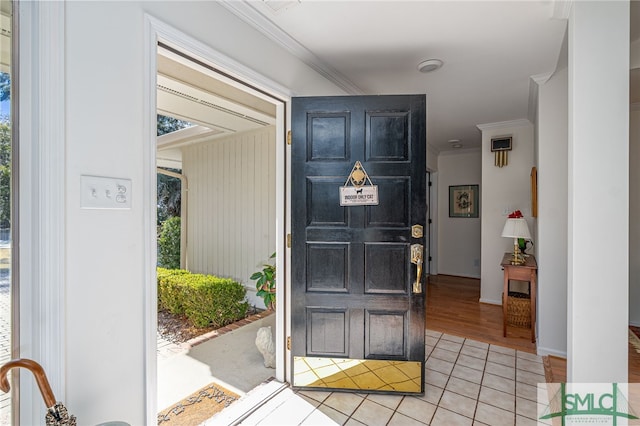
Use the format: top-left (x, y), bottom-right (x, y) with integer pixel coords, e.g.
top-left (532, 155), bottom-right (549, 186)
top-left (567, 1), bottom-right (629, 382)
top-left (629, 106), bottom-right (640, 326)
top-left (26, 2), bottom-right (347, 424)
top-left (536, 66), bottom-right (568, 357)
top-left (437, 150), bottom-right (482, 278)
top-left (183, 127), bottom-right (276, 309)
top-left (65, 3), bottom-right (147, 423)
top-left (478, 120), bottom-right (534, 305)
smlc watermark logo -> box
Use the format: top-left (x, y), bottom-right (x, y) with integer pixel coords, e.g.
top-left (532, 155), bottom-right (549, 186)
top-left (538, 383), bottom-right (640, 425)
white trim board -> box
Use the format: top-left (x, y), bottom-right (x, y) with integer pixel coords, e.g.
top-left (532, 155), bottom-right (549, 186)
top-left (18, 2), bottom-right (67, 423)
top-left (537, 346), bottom-right (567, 359)
top-left (479, 298), bottom-right (502, 306)
top-left (476, 118), bottom-right (532, 131)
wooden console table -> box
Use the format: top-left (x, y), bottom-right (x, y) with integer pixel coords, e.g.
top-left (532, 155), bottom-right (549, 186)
top-left (500, 252), bottom-right (537, 343)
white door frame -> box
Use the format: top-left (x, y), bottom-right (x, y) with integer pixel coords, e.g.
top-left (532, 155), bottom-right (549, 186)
top-left (143, 14), bottom-right (291, 421)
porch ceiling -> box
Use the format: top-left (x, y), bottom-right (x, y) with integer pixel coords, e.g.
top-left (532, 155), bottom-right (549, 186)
top-left (156, 45), bottom-right (277, 169)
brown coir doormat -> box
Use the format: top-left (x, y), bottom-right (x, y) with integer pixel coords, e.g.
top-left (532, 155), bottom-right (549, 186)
top-left (157, 383), bottom-right (239, 425)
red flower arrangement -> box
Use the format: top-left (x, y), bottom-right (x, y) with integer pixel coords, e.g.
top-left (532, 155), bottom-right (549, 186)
top-left (508, 210), bottom-right (523, 218)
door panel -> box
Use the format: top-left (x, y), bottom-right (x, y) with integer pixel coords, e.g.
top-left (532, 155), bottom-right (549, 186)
top-left (366, 111), bottom-right (409, 161)
top-left (364, 243), bottom-right (409, 294)
top-left (366, 177), bottom-right (410, 227)
top-left (306, 243), bottom-right (349, 292)
top-left (292, 95), bottom-right (426, 394)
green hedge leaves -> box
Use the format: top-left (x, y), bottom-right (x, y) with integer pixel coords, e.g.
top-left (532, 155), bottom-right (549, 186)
top-left (157, 267), bottom-right (249, 328)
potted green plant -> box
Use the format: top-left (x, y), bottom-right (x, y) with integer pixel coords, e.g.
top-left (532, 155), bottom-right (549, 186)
top-left (251, 252), bottom-right (276, 310)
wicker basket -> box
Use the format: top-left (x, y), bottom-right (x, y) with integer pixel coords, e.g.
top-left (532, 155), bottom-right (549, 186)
top-left (507, 291), bottom-right (531, 328)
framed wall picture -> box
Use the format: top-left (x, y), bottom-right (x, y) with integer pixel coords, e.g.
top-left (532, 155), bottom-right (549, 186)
top-left (449, 185), bottom-right (479, 218)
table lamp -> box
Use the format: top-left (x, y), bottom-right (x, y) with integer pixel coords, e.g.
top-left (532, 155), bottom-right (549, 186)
top-left (501, 214), bottom-right (531, 265)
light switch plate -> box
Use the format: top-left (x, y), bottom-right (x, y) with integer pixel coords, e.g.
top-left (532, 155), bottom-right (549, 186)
top-left (81, 175), bottom-right (132, 209)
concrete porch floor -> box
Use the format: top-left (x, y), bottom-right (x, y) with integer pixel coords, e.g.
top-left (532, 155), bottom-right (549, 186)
top-left (157, 313), bottom-right (277, 411)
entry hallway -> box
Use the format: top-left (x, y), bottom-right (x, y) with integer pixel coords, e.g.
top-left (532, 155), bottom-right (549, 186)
top-left (208, 276), bottom-right (549, 425)
top-left (209, 330), bottom-right (545, 425)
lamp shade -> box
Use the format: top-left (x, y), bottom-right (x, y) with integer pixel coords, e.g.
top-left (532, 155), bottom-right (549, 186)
top-left (501, 218), bottom-right (531, 239)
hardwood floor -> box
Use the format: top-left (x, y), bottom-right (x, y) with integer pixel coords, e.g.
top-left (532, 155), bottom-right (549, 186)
top-left (426, 274), bottom-right (640, 383)
top-left (426, 274), bottom-right (536, 353)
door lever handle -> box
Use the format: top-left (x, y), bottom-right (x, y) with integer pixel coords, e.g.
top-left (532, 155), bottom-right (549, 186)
top-left (411, 244), bottom-right (423, 293)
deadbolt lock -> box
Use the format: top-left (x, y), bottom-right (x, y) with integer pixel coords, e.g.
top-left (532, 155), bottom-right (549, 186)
top-left (411, 224), bottom-right (423, 239)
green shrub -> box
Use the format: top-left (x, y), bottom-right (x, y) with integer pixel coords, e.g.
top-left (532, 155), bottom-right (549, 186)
top-left (157, 267), bottom-right (249, 328)
top-left (158, 216), bottom-right (181, 269)
top-left (157, 267), bottom-right (190, 313)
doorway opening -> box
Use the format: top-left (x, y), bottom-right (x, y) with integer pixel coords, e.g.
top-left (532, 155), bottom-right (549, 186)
top-left (152, 42), bottom-right (287, 414)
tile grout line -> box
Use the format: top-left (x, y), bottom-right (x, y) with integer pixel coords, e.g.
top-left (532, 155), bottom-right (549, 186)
top-left (428, 331), bottom-right (447, 423)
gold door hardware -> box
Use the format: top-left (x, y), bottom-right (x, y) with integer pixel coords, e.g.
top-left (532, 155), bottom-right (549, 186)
top-left (411, 244), bottom-right (423, 293)
top-left (287, 336), bottom-right (291, 350)
top-left (293, 356), bottom-right (422, 393)
top-left (287, 130), bottom-right (292, 145)
top-left (287, 233), bottom-right (292, 248)
top-left (411, 224), bottom-right (423, 239)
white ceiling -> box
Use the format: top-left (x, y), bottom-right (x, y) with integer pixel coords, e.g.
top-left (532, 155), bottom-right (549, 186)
top-left (159, 1), bottom-right (639, 155)
top-left (223, 0), bottom-right (572, 152)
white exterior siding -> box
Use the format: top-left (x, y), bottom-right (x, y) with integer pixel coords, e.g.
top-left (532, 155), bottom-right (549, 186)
top-left (183, 126), bottom-right (276, 308)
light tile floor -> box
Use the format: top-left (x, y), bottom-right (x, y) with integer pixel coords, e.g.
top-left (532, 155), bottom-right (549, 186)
top-left (228, 330), bottom-right (546, 425)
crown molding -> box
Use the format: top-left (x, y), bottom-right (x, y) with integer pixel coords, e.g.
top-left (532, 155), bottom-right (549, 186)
top-left (439, 147), bottom-right (482, 156)
top-left (476, 119), bottom-right (532, 132)
top-left (531, 72), bottom-right (553, 86)
top-left (527, 72), bottom-right (554, 123)
top-left (219, 1), bottom-right (364, 95)
top-left (552, 0), bottom-right (573, 20)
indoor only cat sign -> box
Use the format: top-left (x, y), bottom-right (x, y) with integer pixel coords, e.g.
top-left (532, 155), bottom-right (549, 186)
top-left (339, 161), bottom-right (379, 206)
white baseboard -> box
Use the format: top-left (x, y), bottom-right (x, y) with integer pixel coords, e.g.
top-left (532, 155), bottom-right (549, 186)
top-left (437, 272), bottom-right (481, 280)
top-left (536, 346), bottom-right (567, 359)
top-left (630, 321), bottom-right (640, 327)
top-left (479, 298), bottom-right (501, 306)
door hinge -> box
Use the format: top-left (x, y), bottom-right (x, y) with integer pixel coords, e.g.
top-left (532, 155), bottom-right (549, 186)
top-left (428, 256), bottom-right (432, 262)
top-left (428, 219), bottom-right (432, 224)
top-left (287, 130), bottom-right (292, 145)
top-left (287, 233), bottom-right (292, 248)
top-left (428, 181), bottom-right (432, 187)
top-left (287, 336), bottom-right (291, 350)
